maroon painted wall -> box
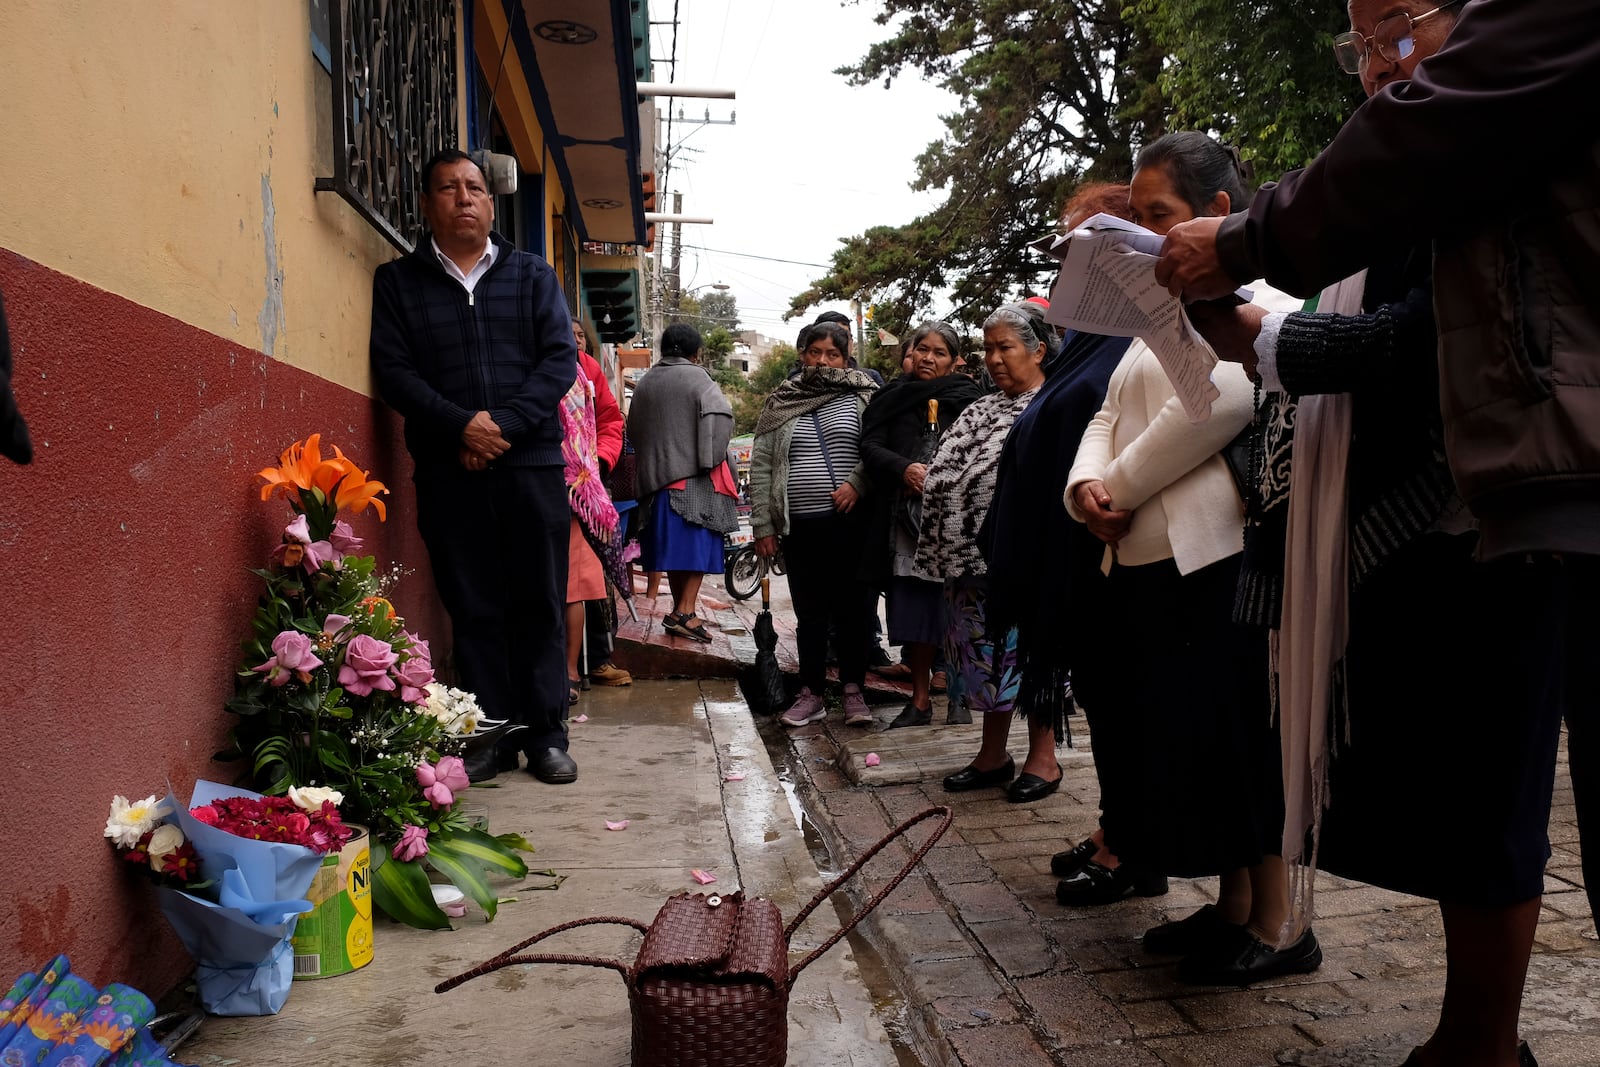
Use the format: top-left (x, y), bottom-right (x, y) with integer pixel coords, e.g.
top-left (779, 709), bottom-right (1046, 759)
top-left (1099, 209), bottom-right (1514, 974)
top-left (0, 249), bottom-right (450, 996)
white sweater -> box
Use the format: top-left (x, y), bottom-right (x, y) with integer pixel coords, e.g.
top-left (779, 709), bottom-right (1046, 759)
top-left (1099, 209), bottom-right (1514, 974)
top-left (1066, 342), bottom-right (1250, 574)
top-left (1065, 283), bottom-right (1302, 574)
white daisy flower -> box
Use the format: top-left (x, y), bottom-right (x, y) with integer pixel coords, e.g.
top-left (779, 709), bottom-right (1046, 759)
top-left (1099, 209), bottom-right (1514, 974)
top-left (104, 794), bottom-right (172, 848)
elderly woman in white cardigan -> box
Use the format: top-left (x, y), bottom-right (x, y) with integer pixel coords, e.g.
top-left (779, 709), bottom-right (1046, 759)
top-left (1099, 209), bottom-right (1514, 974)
top-left (1056, 131), bottom-right (1313, 989)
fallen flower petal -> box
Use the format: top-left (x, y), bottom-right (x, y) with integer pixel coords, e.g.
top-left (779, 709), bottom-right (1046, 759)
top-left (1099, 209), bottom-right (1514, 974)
top-left (605, 820), bottom-right (629, 831)
top-left (864, 753), bottom-right (881, 767)
top-left (723, 772), bottom-right (745, 782)
top-left (572, 713), bottom-right (589, 723)
top-left (690, 869), bottom-right (717, 885)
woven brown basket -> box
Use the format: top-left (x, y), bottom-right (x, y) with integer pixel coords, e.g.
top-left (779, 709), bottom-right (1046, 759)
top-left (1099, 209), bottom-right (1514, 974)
top-left (437, 806), bottom-right (952, 1067)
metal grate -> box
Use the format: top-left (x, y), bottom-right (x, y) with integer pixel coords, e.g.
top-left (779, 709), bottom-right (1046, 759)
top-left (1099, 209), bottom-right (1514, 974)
top-left (315, 0), bottom-right (458, 252)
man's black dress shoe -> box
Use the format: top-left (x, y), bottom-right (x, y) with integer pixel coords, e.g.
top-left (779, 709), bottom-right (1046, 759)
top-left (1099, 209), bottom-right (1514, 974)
top-left (1142, 904), bottom-right (1237, 956)
top-left (529, 747), bottom-right (578, 784)
top-left (942, 758), bottom-right (1015, 793)
top-left (1055, 862), bottom-right (1168, 907)
top-left (1006, 771), bottom-right (1061, 804)
top-left (464, 748), bottom-right (499, 784)
top-left (1049, 837), bottom-right (1098, 877)
top-left (1178, 926), bottom-right (1322, 986)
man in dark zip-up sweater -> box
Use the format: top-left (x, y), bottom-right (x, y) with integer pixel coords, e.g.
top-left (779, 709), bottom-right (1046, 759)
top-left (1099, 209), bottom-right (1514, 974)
top-left (370, 149), bottom-right (580, 785)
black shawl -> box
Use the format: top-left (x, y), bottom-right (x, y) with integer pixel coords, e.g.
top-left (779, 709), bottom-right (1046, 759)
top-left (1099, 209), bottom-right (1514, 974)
top-left (858, 373), bottom-right (984, 585)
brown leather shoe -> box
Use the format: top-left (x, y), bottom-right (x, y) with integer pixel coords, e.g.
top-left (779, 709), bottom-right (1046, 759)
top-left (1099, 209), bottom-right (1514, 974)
top-left (589, 661), bottom-right (633, 686)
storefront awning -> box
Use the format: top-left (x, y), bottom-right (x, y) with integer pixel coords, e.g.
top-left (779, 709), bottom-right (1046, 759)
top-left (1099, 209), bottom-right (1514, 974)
top-left (498, 0), bottom-right (645, 244)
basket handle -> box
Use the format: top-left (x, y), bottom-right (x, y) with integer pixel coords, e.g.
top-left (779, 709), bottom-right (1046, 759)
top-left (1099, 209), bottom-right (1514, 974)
top-left (434, 915), bottom-right (648, 993)
top-left (784, 805), bottom-right (952, 981)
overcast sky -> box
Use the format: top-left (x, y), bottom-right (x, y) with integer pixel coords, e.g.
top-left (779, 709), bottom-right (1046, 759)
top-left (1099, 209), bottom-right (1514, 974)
top-left (649, 0), bottom-right (957, 341)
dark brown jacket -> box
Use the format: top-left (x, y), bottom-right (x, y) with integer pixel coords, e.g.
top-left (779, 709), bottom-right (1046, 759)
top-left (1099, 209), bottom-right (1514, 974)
top-left (1215, 0), bottom-right (1600, 557)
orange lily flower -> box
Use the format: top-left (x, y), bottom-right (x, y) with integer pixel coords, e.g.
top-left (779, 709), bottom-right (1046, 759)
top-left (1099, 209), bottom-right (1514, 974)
top-left (257, 435), bottom-right (387, 520)
top-left (329, 446), bottom-right (389, 521)
top-left (258, 434), bottom-right (347, 504)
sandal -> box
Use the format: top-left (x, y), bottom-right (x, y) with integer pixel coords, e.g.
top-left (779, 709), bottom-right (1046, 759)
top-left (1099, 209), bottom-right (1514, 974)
top-left (663, 612), bottom-right (714, 643)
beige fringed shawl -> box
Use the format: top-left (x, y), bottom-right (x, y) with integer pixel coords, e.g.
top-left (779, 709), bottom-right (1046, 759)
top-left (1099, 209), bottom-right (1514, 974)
top-left (1276, 270), bottom-right (1366, 943)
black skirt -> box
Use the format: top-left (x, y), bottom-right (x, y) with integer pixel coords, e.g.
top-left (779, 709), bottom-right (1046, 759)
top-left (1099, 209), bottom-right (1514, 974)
top-left (1317, 533), bottom-right (1566, 906)
top-left (1097, 554), bottom-right (1283, 879)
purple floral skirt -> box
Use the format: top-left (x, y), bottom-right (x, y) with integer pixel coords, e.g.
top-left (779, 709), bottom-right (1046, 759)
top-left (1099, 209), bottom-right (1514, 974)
top-left (943, 575), bottom-right (1020, 715)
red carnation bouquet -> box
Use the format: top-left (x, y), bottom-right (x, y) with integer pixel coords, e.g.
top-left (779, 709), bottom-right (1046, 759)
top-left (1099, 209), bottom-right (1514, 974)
top-left (105, 781), bottom-right (352, 1015)
top-left (189, 794), bottom-right (351, 855)
top-left (107, 790), bottom-right (350, 892)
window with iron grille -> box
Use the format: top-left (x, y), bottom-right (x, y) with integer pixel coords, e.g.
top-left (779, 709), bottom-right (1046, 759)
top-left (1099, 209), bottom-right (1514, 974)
top-left (315, 0), bottom-right (458, 252)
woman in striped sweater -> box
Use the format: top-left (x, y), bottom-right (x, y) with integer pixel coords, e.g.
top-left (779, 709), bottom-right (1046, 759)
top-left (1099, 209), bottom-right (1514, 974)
top-left (749, 322), bottom-right (879, 727)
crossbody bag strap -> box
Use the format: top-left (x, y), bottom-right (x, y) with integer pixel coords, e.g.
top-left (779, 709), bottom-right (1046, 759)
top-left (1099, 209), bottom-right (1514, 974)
top-left (785, 805), bottom-right (953, 982)
top-left (808, 410), bottom-right (841, 489)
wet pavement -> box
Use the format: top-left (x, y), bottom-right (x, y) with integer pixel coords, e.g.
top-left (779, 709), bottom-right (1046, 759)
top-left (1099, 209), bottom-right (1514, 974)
top-left (176, 680), bottom-right (906, 1067)
top-left (170, 573), bottom-right (1598, 1067)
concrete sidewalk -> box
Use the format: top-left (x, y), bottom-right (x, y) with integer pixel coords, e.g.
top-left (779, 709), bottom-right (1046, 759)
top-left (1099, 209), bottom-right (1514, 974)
top-left (176, 680), bottom-right (907, 1067)
top-left (771, 709), bottom-right (1600, 1067)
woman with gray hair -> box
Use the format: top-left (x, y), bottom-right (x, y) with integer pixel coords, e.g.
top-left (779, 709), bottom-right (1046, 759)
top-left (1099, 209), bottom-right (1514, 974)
top-left (914, 301), bottom-right (1062, 802)
top-left (859, 321), bottom-right (983, 727)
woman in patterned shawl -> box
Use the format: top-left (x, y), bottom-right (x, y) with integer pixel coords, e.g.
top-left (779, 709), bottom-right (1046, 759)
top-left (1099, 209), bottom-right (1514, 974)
top-left (914, 301), bottom-right (1058, 802)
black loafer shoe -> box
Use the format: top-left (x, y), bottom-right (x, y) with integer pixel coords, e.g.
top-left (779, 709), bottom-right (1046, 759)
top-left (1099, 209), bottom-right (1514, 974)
top-left (1056, 862), bottom-right (1168, 907)
top-left (529, 747), bottom-right (578, 785)
top-left (1006, 771), bottom-right (1062, 804)
top-left (942, 757), bottom-right (1015, 792)
top-left (1049, 837), bottom-right (1099, 878)
top-left (1142, 904), bottom-right (1237, 956)
top-left (1396, 1043), bottom-right (1536, 1067)
top-left (887, 702), bottom-right (933, 729)
top-left (1178, 927), bottom-right (1322, 986)
top-left (463, 750), bottom-right (499, 784)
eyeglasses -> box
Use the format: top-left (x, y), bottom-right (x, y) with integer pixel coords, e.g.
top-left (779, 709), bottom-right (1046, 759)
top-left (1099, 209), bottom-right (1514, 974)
top-left (1333, 1), bottom-right (1459, 74)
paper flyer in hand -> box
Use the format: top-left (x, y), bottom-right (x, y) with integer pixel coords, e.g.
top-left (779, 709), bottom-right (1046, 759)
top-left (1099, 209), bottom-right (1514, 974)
top-left (1036, 214), bottom-right (1250, 422)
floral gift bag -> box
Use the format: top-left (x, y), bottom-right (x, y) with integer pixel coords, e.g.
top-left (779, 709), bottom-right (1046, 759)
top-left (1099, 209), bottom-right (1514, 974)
top-left (0, 954), bottom-right (189, 1066)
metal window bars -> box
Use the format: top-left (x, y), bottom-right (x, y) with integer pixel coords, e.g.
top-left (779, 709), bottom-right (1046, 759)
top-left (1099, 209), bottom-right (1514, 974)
top-left (315, 0), bottom-right (459, 253)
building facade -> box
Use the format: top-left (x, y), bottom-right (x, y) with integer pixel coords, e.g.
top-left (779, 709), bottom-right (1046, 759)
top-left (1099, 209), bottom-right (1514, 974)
top-left (0, 0), bottom-right (649, 995)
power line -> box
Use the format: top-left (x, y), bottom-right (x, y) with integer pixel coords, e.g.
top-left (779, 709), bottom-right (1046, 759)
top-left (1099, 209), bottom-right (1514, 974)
top-left (680, 243), bottom-right (832, 269)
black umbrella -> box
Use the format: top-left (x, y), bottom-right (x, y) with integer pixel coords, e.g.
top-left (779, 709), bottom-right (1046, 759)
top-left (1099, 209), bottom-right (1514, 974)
top-left (901, 398), bottom-right (940, 537)
top-left (750, 576), bottom-right (788, 714)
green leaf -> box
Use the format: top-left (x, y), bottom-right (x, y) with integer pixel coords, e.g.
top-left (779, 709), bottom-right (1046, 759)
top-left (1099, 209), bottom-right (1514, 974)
top-left (370, 850), bottom-right (451, 929)
top-left (433, 827), bottom-right (530, 878)
top-left (425, 827), bottom-right (530, 922)
top-left (494, 832), bottom-right (537, 854)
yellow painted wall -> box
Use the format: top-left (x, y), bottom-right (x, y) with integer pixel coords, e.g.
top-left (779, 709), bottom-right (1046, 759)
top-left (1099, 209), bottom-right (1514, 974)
top-left (0, 0), bottom-right (418, 394)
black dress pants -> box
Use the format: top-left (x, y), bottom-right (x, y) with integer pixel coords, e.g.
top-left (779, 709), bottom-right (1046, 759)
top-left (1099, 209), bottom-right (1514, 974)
top-left (415, 465), bottom-right (570, 754)
top-left (783, 510), bottom-right (874, 692)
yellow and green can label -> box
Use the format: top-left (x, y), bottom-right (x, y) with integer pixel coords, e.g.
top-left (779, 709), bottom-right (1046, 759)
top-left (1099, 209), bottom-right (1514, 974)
top-left (292, 827), bottom-right (374, 979)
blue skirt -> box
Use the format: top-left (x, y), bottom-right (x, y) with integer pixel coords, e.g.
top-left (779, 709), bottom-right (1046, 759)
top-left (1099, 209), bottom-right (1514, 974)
top-left (639, 491), bottom-right (724, 574)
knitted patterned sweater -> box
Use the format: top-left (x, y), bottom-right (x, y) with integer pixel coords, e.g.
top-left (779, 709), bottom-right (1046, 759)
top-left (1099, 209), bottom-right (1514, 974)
top-left (1234, 249), bottom-right (1460, 628)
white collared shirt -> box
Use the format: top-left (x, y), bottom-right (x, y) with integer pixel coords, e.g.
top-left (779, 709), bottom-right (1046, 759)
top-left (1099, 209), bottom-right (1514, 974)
top-left (431, 238), bottom-right (498, 295)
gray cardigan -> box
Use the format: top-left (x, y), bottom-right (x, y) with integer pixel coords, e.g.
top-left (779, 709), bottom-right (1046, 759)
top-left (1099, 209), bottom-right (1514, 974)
top-left (628, 356), bottom-right (734, 496)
